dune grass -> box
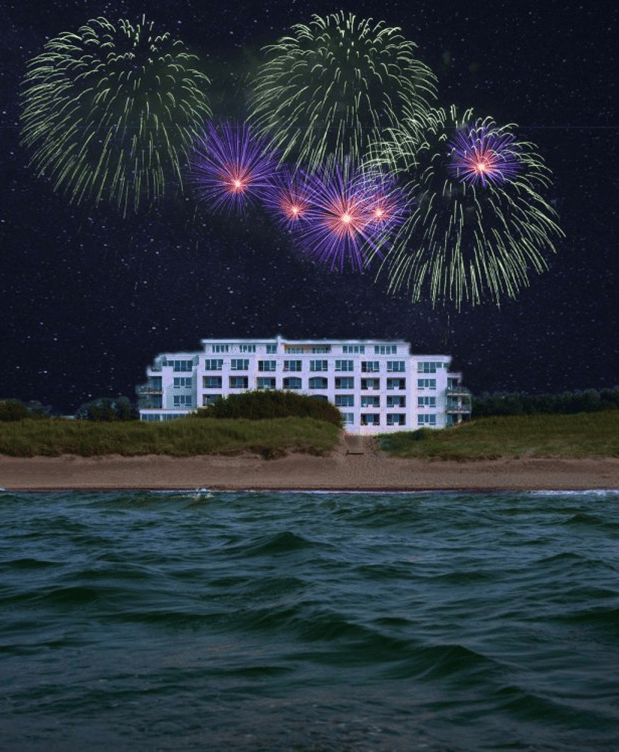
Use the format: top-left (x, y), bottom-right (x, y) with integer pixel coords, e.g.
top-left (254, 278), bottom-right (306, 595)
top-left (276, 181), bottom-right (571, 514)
top-left (0, 416), bottom-right (341, 459)
top-left (376, 412), bottom-right (619, 460)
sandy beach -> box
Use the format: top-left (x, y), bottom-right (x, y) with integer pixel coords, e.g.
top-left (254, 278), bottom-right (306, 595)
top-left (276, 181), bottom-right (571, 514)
top-left (2, 434), bottom-right (619, 492)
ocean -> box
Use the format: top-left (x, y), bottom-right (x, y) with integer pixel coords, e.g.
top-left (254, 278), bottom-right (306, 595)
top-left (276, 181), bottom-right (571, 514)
top-left (1, 489), bottom-right (618, 751)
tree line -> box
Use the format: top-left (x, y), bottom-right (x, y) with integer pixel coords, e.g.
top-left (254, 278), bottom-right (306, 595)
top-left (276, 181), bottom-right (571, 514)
top-left (472, 387), bottom-right (619, 417)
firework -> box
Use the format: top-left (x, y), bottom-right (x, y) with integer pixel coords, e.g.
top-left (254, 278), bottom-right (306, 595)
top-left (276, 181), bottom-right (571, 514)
top-left (189, 121), bottom-right (279, 214)
top-left (20, 16), bottom-right (211, 215)
top-left (447, 118), bottom-right (522, 187)
top-left (369, 106), bottom-right (563, 307)
top-left (261, 165), bottom-right (313, 229)
top-left (291, 160), bottom-right (404, 272)
top-left (249, 11), bottom-right (437, 168)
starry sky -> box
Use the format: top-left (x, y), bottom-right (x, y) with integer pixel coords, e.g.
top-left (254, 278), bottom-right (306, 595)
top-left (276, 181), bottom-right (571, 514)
top-left (2, 0), bottom-right (617, 414)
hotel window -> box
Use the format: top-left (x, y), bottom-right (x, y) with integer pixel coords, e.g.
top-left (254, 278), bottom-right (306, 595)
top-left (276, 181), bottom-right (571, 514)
top-left (283, 377), bottom-right (302, 389)
top-left (169, 359), bottom-right (193, 372)
top-left (361, 395), bottom-right (380, 408)
top-left (204, 359), bottom-right (223, 371)
top-left (203, 376), bottom-right (222, 389)
top-left (309, 377), bottom-right (328, 389)
top-left (335, 360), bottom-right (354, 371)
top-left (387, 414), bottom-right (406, 426)
top-left (312, 395), bottom-right (328, 402)
top-left (418, 414), bottom-right (437, 426)
top-left (361, 378), bottom-right (380, 390)
top-left (229, 376), bottom-right (248, 389)
top-left (418, 362), bottom-right (442, 373)
top-left (141, 414), bottom-right (160, 422)
top-left (257, 377), bottom-right (276, 389)
top-left (361, 361), bottom-right (380, 372)
top-left (239, 344), bottom-right (256, 353)
top-left (258, 360), bottom-right (276, 371)
top-left (202, 394), bottom-right (221, 405)
top-left (286, 346), bottom-right (305, 353)
top-left (342, 344), bottom-right (364, 354)
top-left (360, 414), bottom-right (380, 426)
top-left (387, 378), bottom-right (406, 390)
top-left (283, 360), bottom-right (302, 372)
top-left (173, 395), bottom-right (192, 407)
top-left (310, 360), bottom-right (328, 372)
top-left (387, 361), bottom-right (405, 372)
top-left (374, 345), bottom-right (397, 355)
top-left (387, 395), bottom-right (406, 408)
top-left (418, 396), bottom-right (436, 408)
top-left (417, 379), bottom-right (436, 390)
top-left (335, 377), bottom-right (354, 389)
top-left (231, 359), bottom-right (249, 370)
top-left (311, 346), bottom-right (331, 353)
top-left (212, 345), bottom-right (229, 353)
top-left (335, 395), bottom-right (354, 407)
top-left (340, 412), bottom-right (354, 425)
top-left (266, 344), bottom-right (277, 354)
top-left (173, 377), bottom-right (192, 388)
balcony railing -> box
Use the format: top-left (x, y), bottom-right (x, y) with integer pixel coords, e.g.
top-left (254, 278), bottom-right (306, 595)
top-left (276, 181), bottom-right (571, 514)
top-left (447, 387), bottom-right (472, 397)
top-left (136, 385), bottom-right (163, 395)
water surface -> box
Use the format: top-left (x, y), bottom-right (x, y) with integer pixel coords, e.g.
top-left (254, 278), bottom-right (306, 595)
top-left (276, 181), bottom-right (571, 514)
top-left (1, 489), bottom-right (618, 750)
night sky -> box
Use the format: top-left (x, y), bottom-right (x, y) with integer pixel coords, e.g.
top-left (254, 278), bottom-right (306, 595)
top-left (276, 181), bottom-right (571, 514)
top-left (2, 0), bottom-right (617, 414)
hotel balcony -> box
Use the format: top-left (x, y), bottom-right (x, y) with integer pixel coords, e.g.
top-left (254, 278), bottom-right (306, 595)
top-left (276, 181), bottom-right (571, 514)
top-left (136, 385), bottom-right (163, 395)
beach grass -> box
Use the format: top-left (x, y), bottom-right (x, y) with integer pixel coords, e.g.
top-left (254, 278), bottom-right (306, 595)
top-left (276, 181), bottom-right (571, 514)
top-left (0, 416), bottom-right (341, 459)
top-left (376, 412), bottom-right (619, 460)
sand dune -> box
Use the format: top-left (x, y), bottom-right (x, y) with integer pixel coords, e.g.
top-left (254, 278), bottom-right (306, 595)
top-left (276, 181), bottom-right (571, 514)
top-left (2, 435), bottom-right (618, 491)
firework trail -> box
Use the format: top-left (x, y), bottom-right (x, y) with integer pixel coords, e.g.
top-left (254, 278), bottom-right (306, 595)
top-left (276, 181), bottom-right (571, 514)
top-left (369, 106), bottom-right (563, 307)
top-left (20, 16), bottom-right (211, 215)
top-left (249, 11), bottom-right (437, 169)
top-left (189, 120), bottom-right (279, 214)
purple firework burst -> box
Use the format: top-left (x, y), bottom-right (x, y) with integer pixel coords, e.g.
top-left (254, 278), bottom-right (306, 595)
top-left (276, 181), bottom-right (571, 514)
top-left (190, 120), bottom-right (279, 212)
top-left (261, 165), bottom-right (313, 230)
top-left (293, 160), bottom-right (405, 272)
top-left (447, 118), bottom-right (522, 188)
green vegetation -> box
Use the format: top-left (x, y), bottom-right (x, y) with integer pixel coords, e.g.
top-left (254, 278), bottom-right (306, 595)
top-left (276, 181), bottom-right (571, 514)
top-left (473, 387), bottom-right (619, 417)
top-left (376, 412), bottom-right (619, 460)
top-left (0, 416), bottom-right (340, 459)
top-left (192, 390), bottom-right (343, 428)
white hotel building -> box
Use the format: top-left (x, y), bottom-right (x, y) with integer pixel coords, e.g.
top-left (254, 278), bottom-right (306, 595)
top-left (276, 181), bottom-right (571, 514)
top-left (137, 336), bottom-right (471, 434)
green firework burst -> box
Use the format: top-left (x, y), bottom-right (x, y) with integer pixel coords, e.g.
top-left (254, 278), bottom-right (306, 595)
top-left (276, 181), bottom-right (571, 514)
top-left (369, 105), bottom-right (563, 308)
top-left (248, 11), bottom-right (437, 169)
top-left (20, 16), bottom-right (211, 215)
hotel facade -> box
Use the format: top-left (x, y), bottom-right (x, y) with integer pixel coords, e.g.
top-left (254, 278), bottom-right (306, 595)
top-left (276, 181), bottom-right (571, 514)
top-left (137, 336), bottom-right (471, 434)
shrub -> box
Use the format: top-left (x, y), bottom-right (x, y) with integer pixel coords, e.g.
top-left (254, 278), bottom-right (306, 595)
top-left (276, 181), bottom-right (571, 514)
top-left (0, 400), bottom-right (30, 421)
top-left (191, 389), bottom-right (343, 428)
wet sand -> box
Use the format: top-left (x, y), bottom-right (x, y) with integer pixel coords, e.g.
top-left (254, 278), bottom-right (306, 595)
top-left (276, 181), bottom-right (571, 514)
top-left (2, 435), bottom-right (618, 492)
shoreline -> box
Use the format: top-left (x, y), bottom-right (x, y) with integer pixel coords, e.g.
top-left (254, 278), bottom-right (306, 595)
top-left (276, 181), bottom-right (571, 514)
top-left (2, 442), bottom-right (619, 492)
